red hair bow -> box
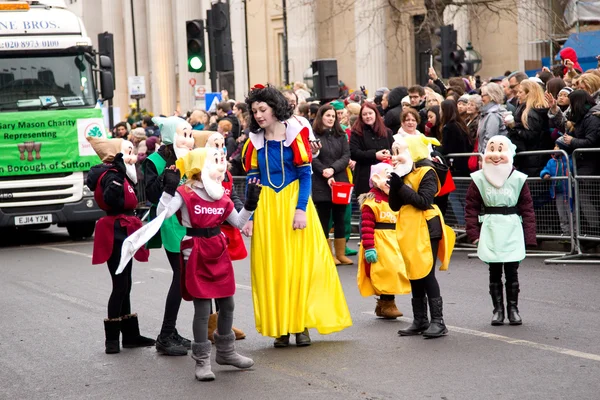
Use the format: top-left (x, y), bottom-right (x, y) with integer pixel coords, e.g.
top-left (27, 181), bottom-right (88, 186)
top-left (251, 84), bottom-right (265, 90)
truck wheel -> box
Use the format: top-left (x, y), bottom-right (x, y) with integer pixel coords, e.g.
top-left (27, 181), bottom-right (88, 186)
top-left (67, 222), bottom-right (96, 240)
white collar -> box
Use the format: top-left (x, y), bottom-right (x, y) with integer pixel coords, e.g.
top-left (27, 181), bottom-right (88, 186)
top-left (249, 116), bottom-right (313, 150)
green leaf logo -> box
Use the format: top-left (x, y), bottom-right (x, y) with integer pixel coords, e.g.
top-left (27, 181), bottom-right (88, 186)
top-left (88, 126), bottom-right (102, 138)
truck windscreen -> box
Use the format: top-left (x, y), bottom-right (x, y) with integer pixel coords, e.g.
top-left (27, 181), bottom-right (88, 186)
top-left (0, 53), bottom-right (96, 111)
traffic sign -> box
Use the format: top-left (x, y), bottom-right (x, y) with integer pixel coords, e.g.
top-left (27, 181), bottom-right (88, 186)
top-left (194, 85), bottom-right (207, 99)
top-left (128, 76), bottom-right (146, 99)
top-left (205, 92), bottom-right (222, 112)
top-left (189, 77), bottom-right (197, 86)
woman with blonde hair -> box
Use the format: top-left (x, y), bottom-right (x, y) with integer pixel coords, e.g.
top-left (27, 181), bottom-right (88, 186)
top-left (477, 82), bottom-right (508, 153)
top-left (509, 79), bottom-right (552, 176)
top-left (577, 73), bottom-right (600, 102)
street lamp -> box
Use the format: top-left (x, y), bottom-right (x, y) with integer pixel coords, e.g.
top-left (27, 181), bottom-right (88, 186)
top-left (464, 42), bottom-right (482, 75)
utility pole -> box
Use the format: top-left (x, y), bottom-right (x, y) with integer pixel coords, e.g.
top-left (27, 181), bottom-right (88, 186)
top-left (130, 0), bottom-right (140, 112)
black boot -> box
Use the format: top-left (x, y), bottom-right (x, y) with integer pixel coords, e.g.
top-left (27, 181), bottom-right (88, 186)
top-left (104, 318), bottom-right (121, 354)
top-left (398, 297), bottom-right (429, 336)
top-left (121, 314), bottom-right (156, 348)
top-left (156, 331), bottom-right (189, 356)
top-left (489, 283), bottom-right (505, 326)
top-left (422, 297), bottom-right (448, 339)
top-left (506, 282), bottom-right (522, 325)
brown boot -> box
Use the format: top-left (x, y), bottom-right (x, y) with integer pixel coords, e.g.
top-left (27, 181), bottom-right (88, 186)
top-left (379, 299), bottom-right (403, 319)
top-left (207, 313), bottom-right (218, 343)
top-left (328, 239), bottom-right (340, 265)
top-left (232, 326), bottom-right (246, 340)
top-left (334, 239), bottom-right (353, 265)
top-left (375, 298), bottom-right (383, 317)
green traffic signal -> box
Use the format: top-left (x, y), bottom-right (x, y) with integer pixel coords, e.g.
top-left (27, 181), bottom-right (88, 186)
top-left (189, 56), bottom-right (203, 71)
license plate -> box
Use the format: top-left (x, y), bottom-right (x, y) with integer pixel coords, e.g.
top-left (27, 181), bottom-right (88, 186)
top-left (14, 214), bottom-right (52, 226)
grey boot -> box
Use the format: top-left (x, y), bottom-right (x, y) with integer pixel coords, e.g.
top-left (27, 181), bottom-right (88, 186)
top-left (191, 341), bottom-right (215, 381)
top-left (214, 331), bottom-right (254, 369)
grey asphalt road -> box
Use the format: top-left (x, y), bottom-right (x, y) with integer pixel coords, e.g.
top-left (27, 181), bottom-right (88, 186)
top-left (1, 226), bottom-right (599, 400)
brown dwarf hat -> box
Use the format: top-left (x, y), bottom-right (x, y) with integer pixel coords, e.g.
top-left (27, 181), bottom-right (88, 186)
top-left (87, 136), bottom-right (124, 163)
top-left (192, 130), bottom-right (217, 149)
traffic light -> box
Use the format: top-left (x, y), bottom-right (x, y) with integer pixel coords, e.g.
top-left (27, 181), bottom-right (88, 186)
top-left (435, 25), bottom-right (453, 79)
top-left (450, 48), bottom-right (467, 77)
top-left (186, 20), bottom-right (206, 73)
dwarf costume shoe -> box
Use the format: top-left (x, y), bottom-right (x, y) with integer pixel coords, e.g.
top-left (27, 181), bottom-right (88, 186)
top-left (398, 297), bottom-right (429, 336)
top-left (506, 282), bottom-right (522, 325)
top-left (191, 341), bottom-right (215, 381)
top-left (489, 283), bottom-right (505, 326)
top-left (376, 298), bottom-right (403, 319)
top-left (422, 297), bottom-right (448, 339)
top-left (214, 331), bottom-right (254, 369)
top-left (104, 318), bottom-right (121, 354)
top-left (334, 239), bottom-right (353, 265)
top-left (120, 314), bottom-right (156, 348)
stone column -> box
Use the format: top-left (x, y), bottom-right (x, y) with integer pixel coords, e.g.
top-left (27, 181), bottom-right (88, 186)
top-left (173, 0), bottom-right (204, 113)
top-left (230, 0), bottom-right (249, 100)
top-left (287, 0), bottom-right (317, 86)
top-left (444, 4), bottom-right (469, 48)
top-left (145, 0), bottom-right (176, 116)
top-left (101, 0), bottom-right (128, 119)
top-left (517, 0), bottom-right (550, 71)
top-left (123, 0), bottom-right (153, 114)
top-left (354, 0), bottom-right (387, 95)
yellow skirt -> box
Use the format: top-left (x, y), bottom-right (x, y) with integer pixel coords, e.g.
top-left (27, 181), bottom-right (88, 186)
top-left (250, 180), bottom-right (353, 338)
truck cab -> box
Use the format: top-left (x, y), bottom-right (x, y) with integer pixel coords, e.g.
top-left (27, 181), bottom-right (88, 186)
top-left (0, 0), bottom-right (114, 239)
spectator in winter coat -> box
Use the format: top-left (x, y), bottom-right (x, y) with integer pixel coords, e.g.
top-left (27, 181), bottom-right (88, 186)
top-left (509, 80), bottom-right (552, 177)
top-left (540, 146), bottom-right (572, 236)
top-left (383, 86), bottom-right (408, 135)
top-left (559, 47), bottom-right (583, 77)
top-left (217, 102), bottom-right (241, 139)
top-left (466, 94), bottom-right (483, 146)
top-left (311, 104), bottom-right (353, 265)
top-left (478, 83), bottom-right (508, 153)
top-left (350, 102), bottom-right (394, 197)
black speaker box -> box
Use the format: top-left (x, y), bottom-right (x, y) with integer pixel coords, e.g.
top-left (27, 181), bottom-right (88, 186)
top-left (312, 59), bottom-right (338, 100)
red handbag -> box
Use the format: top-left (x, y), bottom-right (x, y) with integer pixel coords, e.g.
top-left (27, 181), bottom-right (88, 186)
top-left (468, 138), bottom-right (479, 172)
top-left (438, 169), bottom-right (456, 196)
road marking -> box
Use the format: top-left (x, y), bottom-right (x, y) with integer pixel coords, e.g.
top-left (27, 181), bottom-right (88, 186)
top-left (18, 281), bottom-right (103, 312)
top-left (363, 312), bottom-right (600, 363)
top-left (37, 245), bottom-right (92, 259)
top-left (150, 268), bottom-right (172, 274)
top-left (236, 284), bottom-right (251, 291)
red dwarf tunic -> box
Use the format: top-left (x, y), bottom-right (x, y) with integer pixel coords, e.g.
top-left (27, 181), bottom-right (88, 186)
top-left (220, 171), bottom-right (247, 261)
top-left (177, 185), bottom-right (236, 300)
top-left (92, 169), bottom-right (149, 264)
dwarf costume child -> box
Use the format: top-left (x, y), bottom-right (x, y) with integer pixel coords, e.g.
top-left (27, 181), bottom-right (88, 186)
top-left (142, 116), bottom-right (195, 356)
top-left (465, 136), bottom-right (536, 326)
top-left (85, 137), bottom-right (154, 354)
top-left (118, 147), bottom-right (262, 382)
top-left (357, 162), bottom-right (411, 319)
top-left (388, 135), bottom-right (455, 339)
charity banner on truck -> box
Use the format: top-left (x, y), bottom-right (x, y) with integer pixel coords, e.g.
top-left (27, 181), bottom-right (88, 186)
top-left (0, 108), bottom-right (106, 177)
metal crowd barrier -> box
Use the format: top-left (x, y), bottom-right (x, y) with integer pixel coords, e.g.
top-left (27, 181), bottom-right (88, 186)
top-left (546, 148), bottom-right (600, 264)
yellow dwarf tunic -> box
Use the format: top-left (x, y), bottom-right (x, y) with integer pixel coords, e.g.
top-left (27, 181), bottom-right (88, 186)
top-left (396, 166), bottom-right (456, 280)
top-left (357, 195), bottom-right (411, 297)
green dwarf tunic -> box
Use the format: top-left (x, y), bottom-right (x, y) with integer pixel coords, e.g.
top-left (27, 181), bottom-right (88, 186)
top-left (144, 152), bottom-right (186, 252)
top-left (471, 170), bottom-right (527, 263)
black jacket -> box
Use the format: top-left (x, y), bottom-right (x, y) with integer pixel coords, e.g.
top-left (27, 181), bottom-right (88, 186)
top-left (349, 125), bottom-right (394, 197)
top-left (571, 105), bottom-right (600, 175)
top-left (383, 86), bottom-right (408, 134)
top-left (438, 121), bottom-right (471, 176)
top-left (510, 106), bottom-right (553, 177)
top-left (86, 163), bottom-right (135, 212)
top-left (311, 128), bottom-right (350, 203)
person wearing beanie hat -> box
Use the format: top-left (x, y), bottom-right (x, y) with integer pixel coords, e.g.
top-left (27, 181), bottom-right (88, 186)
top-left (331, 100), bottom-right (349, 128)
top-left (141, 116), bottom-right (195, 356)
top-left (457, 95), bottom-right (470, 119)
top-left (357, 162), bottom-right (411, 319)
top-left (388, 134), bottom-right (455, 339)
top-left (85, 136), bottom-right (153, 354)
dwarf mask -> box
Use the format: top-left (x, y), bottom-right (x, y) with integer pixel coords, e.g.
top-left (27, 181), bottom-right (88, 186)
top-left (206, 132), bottom-right (227, 159)
top-left (153, 116), bottom-right (194, 159)
top-left (120, 140), bottom-right (138, 184)
top-left (177, 148), bottom-right (227, 201)
top-left (370, 162), bottom-right (393, 194)
top-left (391, 136), bottom-right (413, 177)
top-left (482, 135), bottom-right (516, 188)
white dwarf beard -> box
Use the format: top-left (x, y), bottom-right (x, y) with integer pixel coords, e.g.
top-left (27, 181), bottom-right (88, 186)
top-left (483, 161), bottom-right (512, 188)
top-left (201, 169), bottom-right (225, 200)
top-left (393, 157), bottom-right (414, 177)
top-left (125, 163), bottom-right (138, 184)
top-left (174, 145), bottom-right (190, 160)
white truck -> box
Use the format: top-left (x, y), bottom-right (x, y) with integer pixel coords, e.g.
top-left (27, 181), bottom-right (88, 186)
top-left (0, 0), bottom-right (114, 239)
